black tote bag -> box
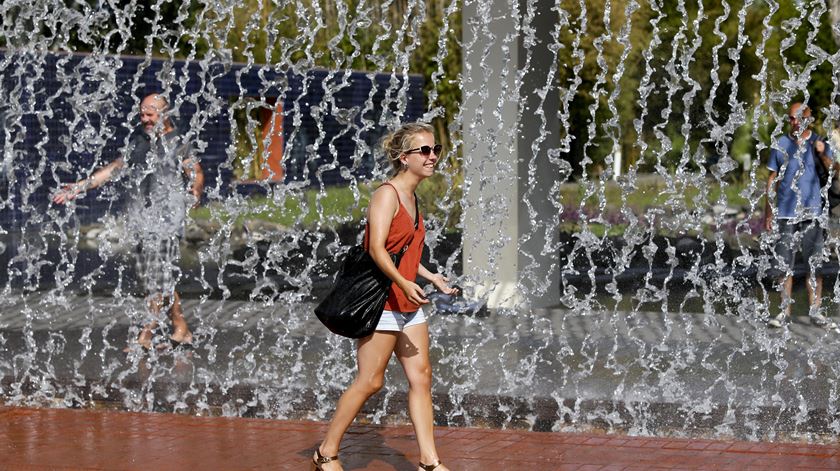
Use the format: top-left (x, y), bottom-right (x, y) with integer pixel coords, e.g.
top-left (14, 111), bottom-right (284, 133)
top-left (315, 193), bottom-right (419, 338)
top-left (314, 246), bottom-right (403, 338)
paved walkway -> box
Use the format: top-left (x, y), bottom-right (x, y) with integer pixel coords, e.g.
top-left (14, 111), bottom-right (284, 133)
top-left (1, 407), bottom-right (838, 470)
top-left (5, 293), bottom-right (840, 439)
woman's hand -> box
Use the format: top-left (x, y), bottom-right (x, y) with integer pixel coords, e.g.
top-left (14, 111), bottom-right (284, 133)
top-left (428, 273), bottom-right (459, 296)
top-left (398, 280), bottom-right (429, 305)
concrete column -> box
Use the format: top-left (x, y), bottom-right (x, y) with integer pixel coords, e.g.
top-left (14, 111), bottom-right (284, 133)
top-left (462, 0), bottom-right (561, 309)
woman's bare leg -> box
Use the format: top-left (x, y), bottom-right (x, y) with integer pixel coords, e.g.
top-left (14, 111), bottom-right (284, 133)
top-left (316, 331), bottom-right (399, 470)
top-left (395, 322), bottom-right (449, 471)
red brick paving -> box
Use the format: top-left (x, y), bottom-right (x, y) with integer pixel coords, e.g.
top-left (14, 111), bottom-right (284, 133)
top-left (0, 406), bottom-right (838, 470)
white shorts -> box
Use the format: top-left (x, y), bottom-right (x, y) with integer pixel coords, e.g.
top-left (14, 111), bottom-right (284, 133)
top-left (375, 307), bottom-right (427, 332)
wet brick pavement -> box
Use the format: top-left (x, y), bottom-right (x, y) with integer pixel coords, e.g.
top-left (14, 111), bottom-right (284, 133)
top-left (1, 406), bottom-right (838, 470)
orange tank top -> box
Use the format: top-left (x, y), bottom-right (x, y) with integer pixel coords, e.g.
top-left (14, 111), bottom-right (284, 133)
top-left (363, 182), bottom-right (425, 312)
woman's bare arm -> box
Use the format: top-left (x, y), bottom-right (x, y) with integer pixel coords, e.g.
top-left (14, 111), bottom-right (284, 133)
top-left (367, 186), bottom-right (428, 305)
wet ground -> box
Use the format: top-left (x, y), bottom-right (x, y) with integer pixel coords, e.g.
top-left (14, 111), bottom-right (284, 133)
top-left (2, 406), bottom-right (838, 470)
top-left (2, 290), bottom-right (840, 442)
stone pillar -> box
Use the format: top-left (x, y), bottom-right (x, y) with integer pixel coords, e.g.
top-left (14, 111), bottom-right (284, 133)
top-left (461, 0), bottom-right (561, 309)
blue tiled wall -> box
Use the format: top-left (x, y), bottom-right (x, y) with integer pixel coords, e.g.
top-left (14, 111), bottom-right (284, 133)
top-left (0, 51), bottom-right (425, 229)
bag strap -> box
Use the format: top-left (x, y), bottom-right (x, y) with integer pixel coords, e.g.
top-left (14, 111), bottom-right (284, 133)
top-left (397, 192), bottom-right (420, 256)
top-left (381, 182), bottom-right (419, 255)
top-left (411, 191), bottom-right (420, 230)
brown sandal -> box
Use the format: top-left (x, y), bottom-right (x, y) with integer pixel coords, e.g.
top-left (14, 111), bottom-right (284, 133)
top-left (419, 460), bottom-right (442, 471)
top-left (311, 448), bottom-right (339, 470)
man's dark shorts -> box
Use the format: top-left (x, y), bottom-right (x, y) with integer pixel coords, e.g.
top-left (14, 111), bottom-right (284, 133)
top-left (135, 236), bottom-right (181, 296)
top-left (775, 218), bottom-right (825, 274)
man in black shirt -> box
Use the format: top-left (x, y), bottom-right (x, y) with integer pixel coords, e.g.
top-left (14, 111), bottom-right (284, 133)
top-left (54, 93), bottom-right (204, 350)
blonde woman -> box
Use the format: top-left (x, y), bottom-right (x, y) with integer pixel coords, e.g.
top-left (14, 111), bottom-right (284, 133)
top-left (312, 123), bottom-right (457, 471)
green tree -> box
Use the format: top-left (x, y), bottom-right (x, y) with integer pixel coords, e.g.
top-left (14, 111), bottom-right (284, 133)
top-left (556, 0), bottom-right (838, 180)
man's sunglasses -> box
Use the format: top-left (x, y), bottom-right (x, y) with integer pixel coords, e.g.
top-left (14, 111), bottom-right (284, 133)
top-left (404, 144), bottom-right (442, 156)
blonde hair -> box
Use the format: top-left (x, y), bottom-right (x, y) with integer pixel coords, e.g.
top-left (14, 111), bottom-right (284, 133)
top-left (381, 122), bottom-right (435, 174)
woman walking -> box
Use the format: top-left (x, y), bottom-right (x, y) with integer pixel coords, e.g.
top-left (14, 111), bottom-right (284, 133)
top-left (312, 123), bottom-right (457, 471)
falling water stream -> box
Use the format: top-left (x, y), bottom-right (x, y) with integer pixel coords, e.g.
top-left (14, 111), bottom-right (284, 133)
top-left (1, 0), bottom-right (840, 442)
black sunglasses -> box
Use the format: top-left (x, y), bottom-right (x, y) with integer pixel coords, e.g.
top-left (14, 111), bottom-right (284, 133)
top-left (404, 144), bottom-right (442, 156)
